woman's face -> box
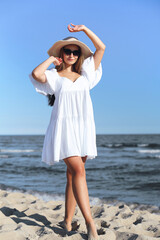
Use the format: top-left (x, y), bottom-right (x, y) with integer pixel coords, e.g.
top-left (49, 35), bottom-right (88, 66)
top-left (62, 44), bottom-right (80, 66)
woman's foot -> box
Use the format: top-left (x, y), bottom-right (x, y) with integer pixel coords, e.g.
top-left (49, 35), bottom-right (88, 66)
top-left (65, 221), bottom-right (72, 231)
top-left (86, 220), bottom-right (99, 240)
top-left (59, 220), bottom-right (72, 231)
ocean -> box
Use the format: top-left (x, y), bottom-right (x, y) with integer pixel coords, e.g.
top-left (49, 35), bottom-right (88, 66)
top-left (0, 134), bottom-right (160, 208)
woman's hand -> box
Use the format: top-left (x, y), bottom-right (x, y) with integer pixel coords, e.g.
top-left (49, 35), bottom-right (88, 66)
top-left (67, 23), bottom-right (85, 32)
top-left (51, 56), bottom-right (63, 66)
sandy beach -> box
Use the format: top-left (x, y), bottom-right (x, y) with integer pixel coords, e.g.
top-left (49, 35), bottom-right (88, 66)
top-left (0, 190), bottom-right (160, 240)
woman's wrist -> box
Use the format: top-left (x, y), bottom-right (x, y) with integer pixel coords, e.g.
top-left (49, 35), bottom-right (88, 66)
top-left (82, 25), bottom-right (87, 32)
top-left (49, 55), bottom-right (55, 61)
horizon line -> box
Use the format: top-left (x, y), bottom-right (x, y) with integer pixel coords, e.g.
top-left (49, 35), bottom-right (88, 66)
top-left (0, 133), bottom-right (160, 136)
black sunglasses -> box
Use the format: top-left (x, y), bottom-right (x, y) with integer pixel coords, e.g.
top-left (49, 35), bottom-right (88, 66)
top-left (63, 48), bottom-right (81, 57)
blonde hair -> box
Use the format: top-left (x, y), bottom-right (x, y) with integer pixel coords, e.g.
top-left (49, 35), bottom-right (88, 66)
top-left (47, 45), bottom-right (85, 106)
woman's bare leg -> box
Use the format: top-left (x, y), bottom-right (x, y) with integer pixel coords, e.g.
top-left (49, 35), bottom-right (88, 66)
top-left (63, 155), bottom-right (98, 238)
top-left (64, 167), bottom-right (77, 231)
top-left (64, 156), bottom-right (87, 231)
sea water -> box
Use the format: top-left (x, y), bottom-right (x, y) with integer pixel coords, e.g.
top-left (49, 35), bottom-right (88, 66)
top-left (0, 134), bottom-right (160, 207)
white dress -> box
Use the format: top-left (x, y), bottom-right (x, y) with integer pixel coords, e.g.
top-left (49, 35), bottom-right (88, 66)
top-left (29, 55), bottom-right (102, 165)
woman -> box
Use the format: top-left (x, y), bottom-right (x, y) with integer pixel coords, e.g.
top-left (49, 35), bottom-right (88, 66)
top-left (29, 23), bottom-right (105, 240)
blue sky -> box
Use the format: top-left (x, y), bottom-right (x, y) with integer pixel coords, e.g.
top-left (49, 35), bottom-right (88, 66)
top-left (0, 0), bottom-right (160, 135)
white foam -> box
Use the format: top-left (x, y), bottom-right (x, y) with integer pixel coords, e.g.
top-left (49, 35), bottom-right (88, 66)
top-left (33, 192), bottom-right (65, 202)
top-left (0, 149), bottom-right (35, 153)
top-left (107, 144), bottom-right (113, 147)
top-left (0, 155), bottom-right (9, 158)
top-left (138, 150), bottom-right (160, 154)
top-left (138, 144), bottom-right (148, 147)
top-left (5, 188), bottom-right (64, 201)
top-left (89, 196), bottom-right (102, 206)
top-left (115, 144), bottom-right (122, 147)
top-left (4, 188), bottom-right (102, 205)
top-left (30, 192), bottom-right (102, 205)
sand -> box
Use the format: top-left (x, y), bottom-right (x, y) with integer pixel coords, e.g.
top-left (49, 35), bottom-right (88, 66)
top-left (0, 190), bottom-right (160, 240)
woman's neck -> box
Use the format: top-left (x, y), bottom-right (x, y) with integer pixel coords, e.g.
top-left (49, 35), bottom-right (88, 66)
top-left (63, 64), bottom-right (74, 72)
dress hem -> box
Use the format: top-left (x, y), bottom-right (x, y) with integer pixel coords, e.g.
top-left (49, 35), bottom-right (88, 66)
top-left (42, 154), bottom-right (97, 166)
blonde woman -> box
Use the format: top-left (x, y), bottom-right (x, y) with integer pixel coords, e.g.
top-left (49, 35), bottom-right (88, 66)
top-left (29, 23), bottom-right (105, 240)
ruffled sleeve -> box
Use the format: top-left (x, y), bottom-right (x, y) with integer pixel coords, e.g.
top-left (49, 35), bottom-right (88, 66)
top-left (81, 55), bottom-right (102, 90)
top-left (29, 68), bottom-right (58, 96)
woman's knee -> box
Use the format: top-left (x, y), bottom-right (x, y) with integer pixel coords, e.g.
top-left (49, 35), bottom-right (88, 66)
top-left (64, 156), bottom-right (85, 177)
top-left (73, 164), bottom-right (85, 177)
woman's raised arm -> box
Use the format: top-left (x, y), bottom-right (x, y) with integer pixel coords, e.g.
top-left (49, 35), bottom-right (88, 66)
top-left (32, 56), bottom-right (62, 83)
top-left (68, 23), bottom-right (106, 70)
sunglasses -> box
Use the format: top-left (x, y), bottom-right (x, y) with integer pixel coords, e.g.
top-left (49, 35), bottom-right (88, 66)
top-left (63, 48), bottom-right (81, 57)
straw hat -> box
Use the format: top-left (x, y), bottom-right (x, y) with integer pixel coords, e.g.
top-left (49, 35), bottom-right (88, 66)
top-left (47, 36), bottom-right (93, 59)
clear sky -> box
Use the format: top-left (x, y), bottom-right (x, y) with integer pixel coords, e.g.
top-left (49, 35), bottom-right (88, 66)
top-left (0, 0), bottom-right (160, 135)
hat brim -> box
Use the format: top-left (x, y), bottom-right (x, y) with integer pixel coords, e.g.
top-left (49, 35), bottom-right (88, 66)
top-left (47, 38), bottom-right (94, 59)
